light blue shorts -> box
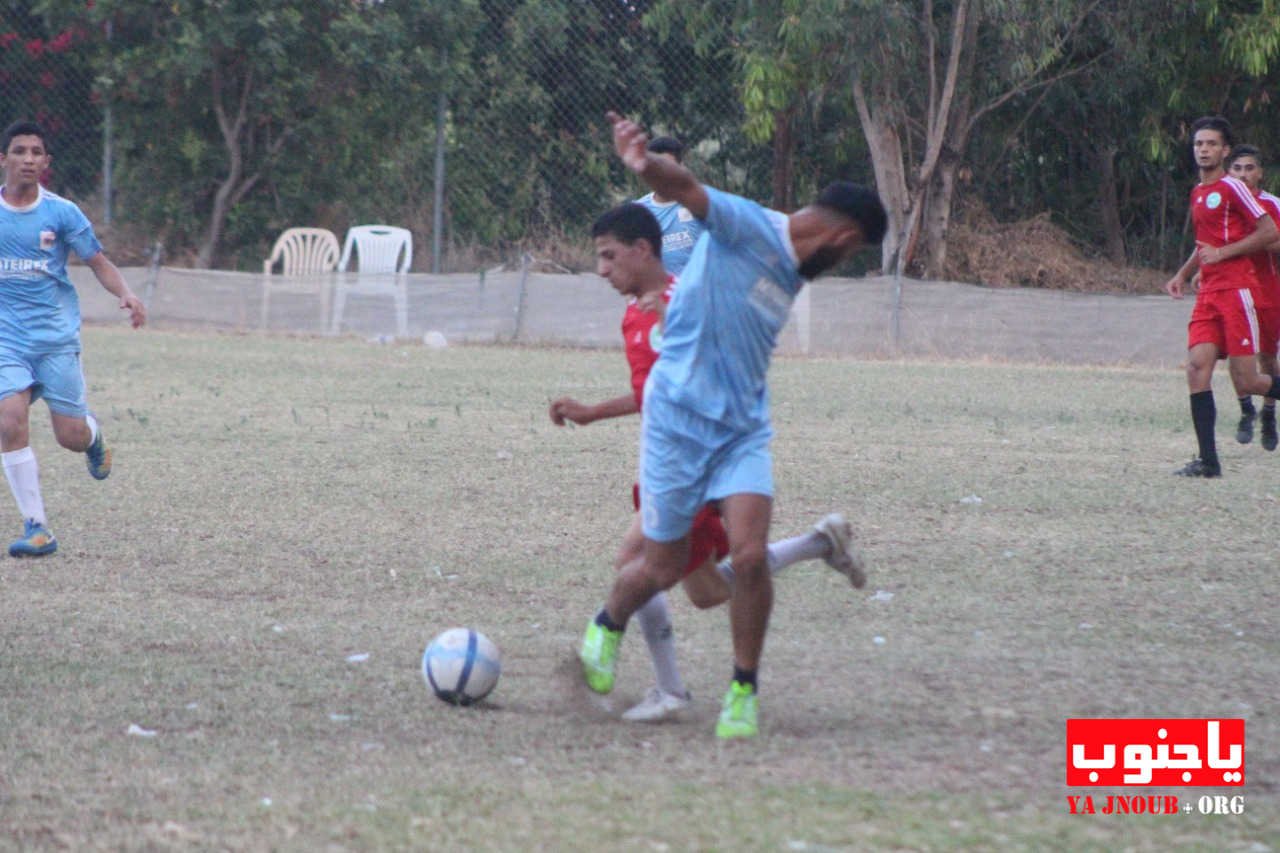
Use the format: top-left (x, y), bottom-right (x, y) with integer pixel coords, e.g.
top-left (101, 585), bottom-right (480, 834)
top-left (639, 392), bottom-right (774, 542)
top-left (0, 350), bottom-right (88, 417)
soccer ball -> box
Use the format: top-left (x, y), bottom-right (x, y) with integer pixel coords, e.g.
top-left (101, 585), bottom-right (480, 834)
top-left (421, 627), bottom-right (501, 706)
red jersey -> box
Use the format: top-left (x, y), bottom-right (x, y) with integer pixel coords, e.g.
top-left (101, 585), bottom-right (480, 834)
top-left (1191, 175), bottom-right (1267, 293)
top-left (621, 275), bottom-right (676, 407)
top-left (1247, 190), bottom-right (1280, 309)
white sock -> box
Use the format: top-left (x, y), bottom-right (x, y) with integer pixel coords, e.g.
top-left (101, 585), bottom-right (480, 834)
top-left (2, 447), bottom-right (47, 525)
top-left (634, 591), bottom-right (686, 697)
top-left (716, 532), bottom-right (831, 586)
top-left (85, 413), bottom-right (100, 445)
top-left (768, 531), bottom-right (831, 571)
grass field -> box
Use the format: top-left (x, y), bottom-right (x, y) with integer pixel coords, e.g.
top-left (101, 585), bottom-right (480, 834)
top-left (0, 327), bottom-right (1276, 851)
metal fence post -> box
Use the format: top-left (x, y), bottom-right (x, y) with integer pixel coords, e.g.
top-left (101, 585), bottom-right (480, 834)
top-left (102, 20), bottom-right (113, 225)
top-left (432, 89), bottom-right (446, 274)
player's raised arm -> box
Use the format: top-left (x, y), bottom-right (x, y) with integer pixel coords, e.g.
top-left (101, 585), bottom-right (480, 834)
top-left (607, 112), bottom-right (708, 220)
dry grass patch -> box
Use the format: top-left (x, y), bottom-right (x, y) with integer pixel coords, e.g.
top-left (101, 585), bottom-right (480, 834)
top-left (0, 329), bottom-right (1274, 850)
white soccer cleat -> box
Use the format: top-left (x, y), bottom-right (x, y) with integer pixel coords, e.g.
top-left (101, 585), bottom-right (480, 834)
top-left (621, 686), bottom-right (692, 722)
top-left (814, 512), bottom-right (866, 589)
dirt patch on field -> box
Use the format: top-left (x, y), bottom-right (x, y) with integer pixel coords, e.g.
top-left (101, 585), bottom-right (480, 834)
top-left (945, 200), bottom-right (1168, 294)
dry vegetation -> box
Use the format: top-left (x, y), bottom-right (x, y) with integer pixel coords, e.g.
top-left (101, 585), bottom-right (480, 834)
top-left (946, 200), bottom-right (1169, 294)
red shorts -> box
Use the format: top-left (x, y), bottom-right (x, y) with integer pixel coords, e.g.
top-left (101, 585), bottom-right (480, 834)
top-left (1188, 288), bottom-right (1263, 357)
top-left (1255, 304), bottom-right (1280, 357)
top-left (633, 484), bottom-right (729, 577)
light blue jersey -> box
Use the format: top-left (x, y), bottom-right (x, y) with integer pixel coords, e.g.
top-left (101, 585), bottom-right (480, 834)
top-left (636, 192), bottom-right (706, 275)
top-left (0, 186), bottom-right (101, 355)
top-left (645, 186), bottom-right (801, 433)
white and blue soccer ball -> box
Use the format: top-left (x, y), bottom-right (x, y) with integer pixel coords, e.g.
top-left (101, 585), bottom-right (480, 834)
top-left (422, 627), bottom-right (501, 706)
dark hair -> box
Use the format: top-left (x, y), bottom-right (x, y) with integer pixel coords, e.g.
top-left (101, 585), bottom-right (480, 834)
top-left (2, 120), bottom-right (47, 155)
top-left (1191, 115), bottom-right (1234, 149)
top-left (647, 136), bottom-right (685, 162)
top-left (591, 203), bottom-right (662, 257)
top-left (815, 181), bottom-right (888, 245)
top-left (1230, 144), bottom-right (1263, 165)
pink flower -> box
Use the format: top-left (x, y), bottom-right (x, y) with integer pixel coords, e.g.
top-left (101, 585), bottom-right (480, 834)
top-left (0, 32), bottom-right (19, 49)
top-left (25, 38), bottom-right (44, 58)
top-left (47, 31), bottom-right (73, 54)
top-left (39, 71), bottom-right (56, 89)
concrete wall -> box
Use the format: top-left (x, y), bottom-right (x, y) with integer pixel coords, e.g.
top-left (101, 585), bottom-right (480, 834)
top-left (71, 268), bottom-right (1191, 368)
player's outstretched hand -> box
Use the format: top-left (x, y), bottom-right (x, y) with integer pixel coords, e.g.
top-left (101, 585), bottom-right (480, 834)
top-left (121, 292), bottom-right (147, 328)
top-left (607, 111), bottom-right (648, 174)
top-left (549, 397), bottom-right (592, 427)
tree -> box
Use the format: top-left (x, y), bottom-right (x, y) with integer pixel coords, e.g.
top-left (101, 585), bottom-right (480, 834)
top-left (86, 1), bottom-right (368, 267)
top-left (988, 0), bottom-right (1280, 272)
top-left (653, 0), bottom-right (1106, 277)
top-left (2, 2), bottom-right (99, 196)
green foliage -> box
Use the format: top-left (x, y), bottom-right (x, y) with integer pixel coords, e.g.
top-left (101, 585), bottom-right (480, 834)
top-left (1, 2), bottom-right (99, 195)
top-left (968, 1), bottom-right (1280, 269)
top-left (11, 0), bottom-right (1280, 275)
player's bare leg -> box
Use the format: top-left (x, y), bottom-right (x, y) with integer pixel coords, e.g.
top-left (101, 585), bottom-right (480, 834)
top-left (580, 534), bottom-right (688, 694)
top-left (720, 493), bottom-right (772, 673)
top-left (51, 411), bottom-right (110, 479)
top-left (682, 558), bottom-right (731, 609)
top-left (716, 492), bottom-right (772, 738)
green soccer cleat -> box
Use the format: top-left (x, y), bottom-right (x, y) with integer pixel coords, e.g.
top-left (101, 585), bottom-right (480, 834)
top-left (715, 680), bottom-right (759, 739)
top-left (579, 619), bottom-right (622, 694)
top-left (85, 430), bottom-right (112, 480)
top-left (9, 520), bottom-right (57, 558)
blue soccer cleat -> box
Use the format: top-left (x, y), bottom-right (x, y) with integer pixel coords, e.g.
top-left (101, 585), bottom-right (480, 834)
top-left (9, 520), bottom-right (57, 557)
top-left (85, 429), bottom-right (112, 480)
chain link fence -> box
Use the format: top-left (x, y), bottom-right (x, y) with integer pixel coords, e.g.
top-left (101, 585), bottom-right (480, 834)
top-left (1, 2), bottom-right (106, 211)
top-left (2, 1), bottom-right (862, 275)
top-left (432, 1), bottom-right (760, 273)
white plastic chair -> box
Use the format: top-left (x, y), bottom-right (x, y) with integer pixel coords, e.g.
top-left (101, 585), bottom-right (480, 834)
top-left (260, 227), bottom-right (340, 330)
top-left (331, 225), bottom-right (412, 337)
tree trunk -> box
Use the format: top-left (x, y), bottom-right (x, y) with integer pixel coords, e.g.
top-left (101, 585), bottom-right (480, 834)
top-left (1095, 144), bottom-right (1126, 264)
top-left (197, 159), bottom-right (240, 269)
top-left (197, 61), bottom-right (250, 269)
top-left (853, 77), bottom-right (909, 272)
top-left (918, 4), bottom-right (979, 279)
top-left (921, 149), bottom-right (961, 279)
top-left (770, 108), bottom-right (795, 211)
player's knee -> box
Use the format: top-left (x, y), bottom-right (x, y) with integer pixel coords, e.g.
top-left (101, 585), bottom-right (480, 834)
top-left (0, 408), bottom-right (29, 445)
top-left (644, 560), bottom-right (684, 590)
top-left (54, 429), bottom-right (87, 451)
top-left (729, 543), bottom-right (768, 578)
